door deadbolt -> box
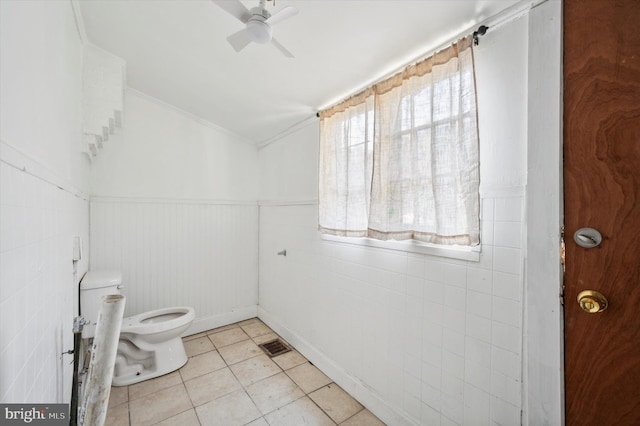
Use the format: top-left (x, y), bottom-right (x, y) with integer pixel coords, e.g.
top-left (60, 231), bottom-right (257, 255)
top-left (577, 290), bottom-right (608, 313)
top-left (573, 228), bottom-right (602, 248)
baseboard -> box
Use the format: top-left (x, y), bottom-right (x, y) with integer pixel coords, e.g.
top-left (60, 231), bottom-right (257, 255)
top-left (184, 305), bottom-right (258, 336)
top-left (258, 307), bottom-right (416, 426)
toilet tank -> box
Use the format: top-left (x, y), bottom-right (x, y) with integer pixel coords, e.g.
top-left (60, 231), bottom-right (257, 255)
top-left (80, 270), bottom-right (123, 338)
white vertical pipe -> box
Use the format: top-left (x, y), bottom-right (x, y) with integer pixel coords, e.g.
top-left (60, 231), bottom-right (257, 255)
top-left (80, 294), bottom-right (125, 426)
top-left (525, 1), bottom-right (563, 425)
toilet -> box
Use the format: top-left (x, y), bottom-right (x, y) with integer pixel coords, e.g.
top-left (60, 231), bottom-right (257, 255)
top-left (80, 270), bottom-right (195, 386)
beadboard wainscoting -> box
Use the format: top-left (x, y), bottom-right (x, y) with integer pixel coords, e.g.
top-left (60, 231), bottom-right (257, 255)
top-left (89, 198), bottom-right (259, 334)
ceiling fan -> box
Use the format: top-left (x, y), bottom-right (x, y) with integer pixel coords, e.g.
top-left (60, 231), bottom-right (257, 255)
top-left (211, 0), bottom-right (299, 58)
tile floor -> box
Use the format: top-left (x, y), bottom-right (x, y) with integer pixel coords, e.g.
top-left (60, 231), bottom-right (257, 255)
top-left (105, 318), bottom-right (386, 426)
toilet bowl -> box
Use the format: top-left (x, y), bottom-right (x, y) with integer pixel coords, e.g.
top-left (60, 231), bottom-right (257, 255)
top-left (80, 271), bottom-right (195, 386)
top-left (113, 306), bottom-right (195, 386)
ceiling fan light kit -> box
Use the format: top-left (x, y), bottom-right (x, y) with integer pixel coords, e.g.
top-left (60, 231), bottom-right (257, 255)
top-left (212, 0), bottom-right (298, 57)
top-left (246, 19), bottom-right (272, 44)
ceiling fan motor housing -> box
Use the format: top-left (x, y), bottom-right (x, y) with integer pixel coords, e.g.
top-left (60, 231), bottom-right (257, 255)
top-left (246, 6), bottom-right (272, 43)
top-left (249, 6), bottom-right (271, 20)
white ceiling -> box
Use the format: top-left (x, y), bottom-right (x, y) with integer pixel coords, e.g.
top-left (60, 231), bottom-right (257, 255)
top-left (79, 0), bottom-right (520, 145)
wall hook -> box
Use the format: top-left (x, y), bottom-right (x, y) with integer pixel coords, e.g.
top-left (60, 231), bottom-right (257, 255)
top-left (277, 249), bottom-right (287, 256)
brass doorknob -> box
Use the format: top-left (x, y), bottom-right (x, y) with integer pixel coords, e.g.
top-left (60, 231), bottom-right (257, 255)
top-left (577, 290), bottom-right (608, 313)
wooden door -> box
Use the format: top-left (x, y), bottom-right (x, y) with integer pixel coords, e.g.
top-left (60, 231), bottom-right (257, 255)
top-left (564, 0), bottom-right (640, 424)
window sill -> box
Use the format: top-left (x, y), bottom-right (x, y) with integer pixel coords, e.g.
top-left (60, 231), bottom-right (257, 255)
top-left (320, 234), bottom-right (481, 262)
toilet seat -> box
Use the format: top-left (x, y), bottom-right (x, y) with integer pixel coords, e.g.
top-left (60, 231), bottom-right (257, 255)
top-left (120, 306), bottom-right (195, 335)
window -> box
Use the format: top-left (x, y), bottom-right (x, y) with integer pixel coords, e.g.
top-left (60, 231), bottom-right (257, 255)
top-left (319, 36), bottom-right (480, 247)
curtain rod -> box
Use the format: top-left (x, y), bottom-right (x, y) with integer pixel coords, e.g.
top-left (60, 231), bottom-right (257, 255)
top-left (316, 0), bottom-right (548, 116)
top-left (316, 27), bottom-right (484, 119)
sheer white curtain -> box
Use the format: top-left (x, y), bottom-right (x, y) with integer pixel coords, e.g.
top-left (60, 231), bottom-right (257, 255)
top-left (318, 91), bottom-right (374, 236)
top-left (319, 36), bottom-right (480, 246)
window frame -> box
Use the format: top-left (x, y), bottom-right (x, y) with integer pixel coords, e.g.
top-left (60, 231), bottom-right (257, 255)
top-left (320, 232), bottom-right (481, 261)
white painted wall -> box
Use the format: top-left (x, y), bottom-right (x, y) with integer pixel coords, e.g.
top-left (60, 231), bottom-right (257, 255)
top-left (91, 90), bottom-right (258, 201)
top-left (89, 91), bottom-right (260, 333)
top-left (258, 15), bottom-right (535, 426)
top-left (259, 122), bottom-right (319, 203)
top-left (0, 0), bottom-right (89, 403)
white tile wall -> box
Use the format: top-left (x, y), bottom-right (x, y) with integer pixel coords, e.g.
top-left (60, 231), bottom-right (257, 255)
top-left (0, 162), bottom-right (89, 403)
top-left (90, 199), bottom-right (259, 330)
top-left (1, 0), bottom-right (88, 404)
top-left (259, 193), bottom-right (525, 425)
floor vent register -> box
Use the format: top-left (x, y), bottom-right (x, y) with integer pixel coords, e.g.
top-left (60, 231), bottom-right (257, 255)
top-left (258, 339), bottom-right (292, 357)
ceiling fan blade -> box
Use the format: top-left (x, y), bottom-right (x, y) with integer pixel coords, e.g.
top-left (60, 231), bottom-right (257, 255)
top-left (211, 0), bottom-right (251, 23)
top-left (227, 29), bottom-right (253, 52)
top-left (271, 37), bottom-right (294, 58)
top-left (265, 6), bottom-right (298, 26)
